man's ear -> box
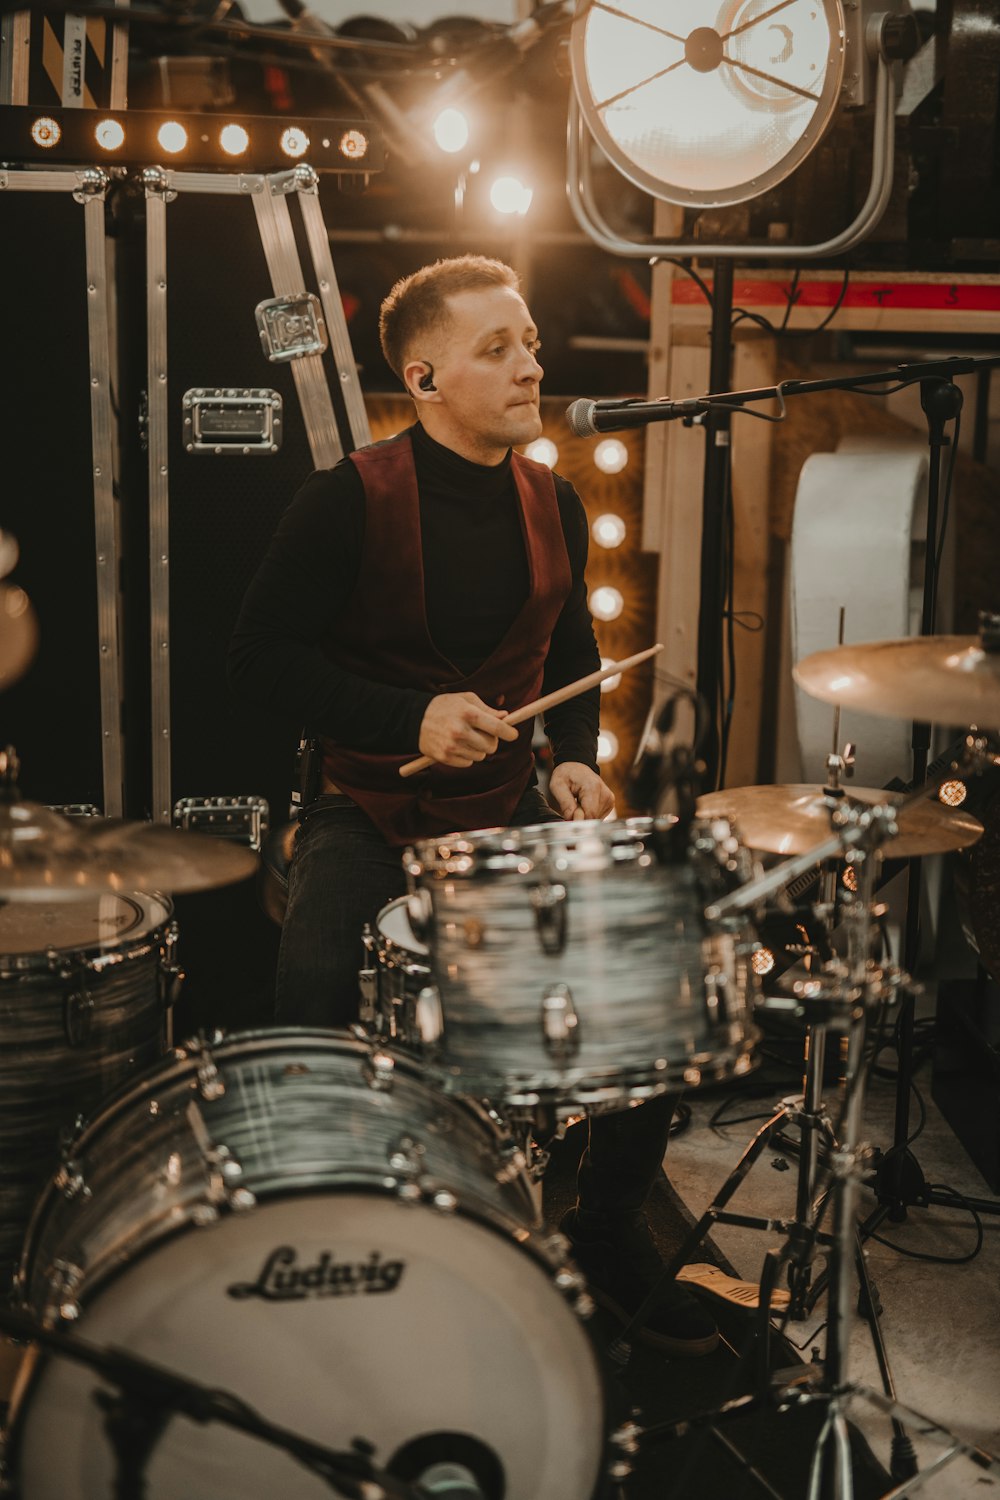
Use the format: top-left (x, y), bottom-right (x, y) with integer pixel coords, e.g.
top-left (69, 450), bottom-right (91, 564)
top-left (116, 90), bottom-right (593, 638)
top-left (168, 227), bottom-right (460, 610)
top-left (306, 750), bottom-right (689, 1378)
top-left (404, 360), bottom-right (438, 401)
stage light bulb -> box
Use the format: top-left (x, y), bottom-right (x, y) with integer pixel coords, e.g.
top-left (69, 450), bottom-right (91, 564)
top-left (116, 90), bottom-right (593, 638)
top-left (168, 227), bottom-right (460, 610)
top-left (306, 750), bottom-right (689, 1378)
top-left (524, 437), bottom-right (558, 468)
top-left (95, 118), bottom-right (125, 151)
top-left (599, 657), bottom-right (621, 693)
top-left (432, 108), bottom-right (470, 154)
top-left (751, 947), bottom-right (775, 976)
top-left (594, 439), bottom-right (629, 475)
top-left (157, 121), bottom-right (188, 155)
top-left (220, 123), bottom-right (249, 156)
top-left (592, 513), bottom-right (626, 549)
top-left (340, 128), bottom-right (369, 160)
top-left (281, 127), bottom-right (310, 159)
top-left (597, 729), bottom-right (619, 764)
top-left (938, 779), bottom-right (968, 807)
top-left (590, 586), bottom-right (624, 622)
top-left (490, 175), bottom-right (533, 215)
top-left (31, 117), bottom-right (61, 148)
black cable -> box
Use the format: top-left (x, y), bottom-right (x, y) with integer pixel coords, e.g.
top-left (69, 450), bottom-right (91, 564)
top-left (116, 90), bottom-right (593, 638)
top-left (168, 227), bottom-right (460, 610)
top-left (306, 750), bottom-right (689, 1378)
top-left (778, 268), bottom-right (801, 331)
top-left (651, 257), bottom-right (715, 310)
top-left (731, 268), bottom-right (850, 340)
top-left (866, 1184), bottom-right (984, 1265)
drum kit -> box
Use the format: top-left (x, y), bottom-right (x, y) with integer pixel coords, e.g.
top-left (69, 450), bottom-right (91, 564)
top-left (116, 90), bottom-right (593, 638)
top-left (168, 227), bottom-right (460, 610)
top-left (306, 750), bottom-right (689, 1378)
top-left (1, 606), bottom-right (1000, 1498)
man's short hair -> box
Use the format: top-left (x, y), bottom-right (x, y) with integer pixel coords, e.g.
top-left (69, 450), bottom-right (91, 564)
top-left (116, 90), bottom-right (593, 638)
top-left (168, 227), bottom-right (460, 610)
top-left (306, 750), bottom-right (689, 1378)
top-left (379, 255), bottom-right (520, 381)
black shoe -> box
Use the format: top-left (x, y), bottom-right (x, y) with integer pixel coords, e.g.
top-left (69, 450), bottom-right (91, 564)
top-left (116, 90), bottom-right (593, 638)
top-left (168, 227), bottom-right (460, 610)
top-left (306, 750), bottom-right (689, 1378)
top-left (559, 1208), bottom-right (719, 1358)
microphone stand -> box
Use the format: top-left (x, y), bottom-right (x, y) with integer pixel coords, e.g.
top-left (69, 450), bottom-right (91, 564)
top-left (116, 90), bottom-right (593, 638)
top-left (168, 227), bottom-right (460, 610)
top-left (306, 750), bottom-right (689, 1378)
top-left (696, 258), bottom-right (735, 790)
top-left (0, 1305), bottom-right (422, 1500)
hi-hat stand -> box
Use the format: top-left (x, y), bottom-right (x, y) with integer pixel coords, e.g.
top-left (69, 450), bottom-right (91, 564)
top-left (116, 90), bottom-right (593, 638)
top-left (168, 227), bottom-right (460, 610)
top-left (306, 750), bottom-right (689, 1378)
top-left (612, 771), bottom-right (1000, 1499)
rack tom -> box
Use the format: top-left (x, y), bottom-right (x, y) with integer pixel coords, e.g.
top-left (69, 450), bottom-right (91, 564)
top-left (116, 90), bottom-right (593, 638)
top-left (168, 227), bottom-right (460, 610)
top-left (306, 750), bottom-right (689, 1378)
top-left (404, 816), bottom-right (761, 1116)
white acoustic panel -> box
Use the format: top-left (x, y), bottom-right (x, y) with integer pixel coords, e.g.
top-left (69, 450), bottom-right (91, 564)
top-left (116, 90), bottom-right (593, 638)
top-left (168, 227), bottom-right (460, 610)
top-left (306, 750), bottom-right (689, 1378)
top-left (790, 447), bottom-right (928, 788)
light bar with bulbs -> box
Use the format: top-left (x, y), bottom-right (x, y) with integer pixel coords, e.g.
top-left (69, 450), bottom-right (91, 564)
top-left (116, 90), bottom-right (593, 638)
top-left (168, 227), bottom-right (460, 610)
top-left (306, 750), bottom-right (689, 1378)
top-left (3, 107), bottom-right (383, 173)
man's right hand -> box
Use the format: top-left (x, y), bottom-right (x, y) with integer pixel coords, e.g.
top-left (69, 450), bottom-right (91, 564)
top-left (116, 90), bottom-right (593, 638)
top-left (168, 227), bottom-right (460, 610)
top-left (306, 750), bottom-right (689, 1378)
top-left (418, 692), bottom-right (519, 768)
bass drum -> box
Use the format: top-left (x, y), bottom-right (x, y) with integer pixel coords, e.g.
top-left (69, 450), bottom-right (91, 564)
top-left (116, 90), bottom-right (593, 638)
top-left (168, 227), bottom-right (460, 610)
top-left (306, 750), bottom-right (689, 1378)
top-left (11, 1030), bottom-right (614, 1500)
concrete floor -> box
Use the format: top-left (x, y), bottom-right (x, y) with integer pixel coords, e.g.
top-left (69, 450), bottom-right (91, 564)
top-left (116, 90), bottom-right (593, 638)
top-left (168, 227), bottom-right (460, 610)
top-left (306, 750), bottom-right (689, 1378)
top-left (664, 996), bottom-right (1000, 1498)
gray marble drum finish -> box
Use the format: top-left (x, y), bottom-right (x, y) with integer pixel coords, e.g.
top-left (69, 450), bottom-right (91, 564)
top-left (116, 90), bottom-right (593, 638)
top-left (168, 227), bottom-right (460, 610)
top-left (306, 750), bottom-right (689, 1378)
top-left (21, 1030), bottom-right (541, 1315)
top-left (408, 819), bottom-right (761, 1109)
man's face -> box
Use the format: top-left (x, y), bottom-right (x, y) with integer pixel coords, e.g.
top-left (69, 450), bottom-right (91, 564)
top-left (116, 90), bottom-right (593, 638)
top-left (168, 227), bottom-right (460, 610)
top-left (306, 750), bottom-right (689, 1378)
top-left (414, 284), bottom-right (544, 464)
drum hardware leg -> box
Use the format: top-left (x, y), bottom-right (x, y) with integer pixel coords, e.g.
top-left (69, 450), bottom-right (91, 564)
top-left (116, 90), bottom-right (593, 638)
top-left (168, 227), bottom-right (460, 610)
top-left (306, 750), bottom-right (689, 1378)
top-left (358, 924), bottom-right (380, 1029)
top-left (604, 1094), bottom-right (832, 1367)
top-left (183, 1100), bottom-right (255, 1216)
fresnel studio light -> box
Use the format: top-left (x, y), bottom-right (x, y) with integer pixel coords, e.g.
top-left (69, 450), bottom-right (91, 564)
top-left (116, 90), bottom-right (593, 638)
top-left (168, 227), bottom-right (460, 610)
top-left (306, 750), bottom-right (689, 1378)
top-left (568, 0), bottom-right (919, 259)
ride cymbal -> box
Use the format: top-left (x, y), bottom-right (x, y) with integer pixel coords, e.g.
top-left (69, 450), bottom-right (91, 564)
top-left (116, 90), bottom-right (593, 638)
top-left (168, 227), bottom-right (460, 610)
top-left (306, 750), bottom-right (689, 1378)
top-left (793, 635), bottom-right (1000, 728)
top-left (697, 783), bottom-right (983, 858)
top-left (0, 805), bottom-right (256, 899)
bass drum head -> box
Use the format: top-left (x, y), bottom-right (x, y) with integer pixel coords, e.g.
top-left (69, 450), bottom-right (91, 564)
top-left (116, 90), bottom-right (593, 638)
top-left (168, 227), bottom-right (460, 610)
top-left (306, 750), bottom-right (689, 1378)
top-left (16, 1193), bottom-right (606, 1500)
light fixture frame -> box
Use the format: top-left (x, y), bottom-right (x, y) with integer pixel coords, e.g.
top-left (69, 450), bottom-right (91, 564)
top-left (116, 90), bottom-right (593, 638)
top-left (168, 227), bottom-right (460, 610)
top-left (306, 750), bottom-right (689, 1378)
top-left (570, 0), bottom-right (847, 212)
top-left (567, 0), bottom-right (908, 260)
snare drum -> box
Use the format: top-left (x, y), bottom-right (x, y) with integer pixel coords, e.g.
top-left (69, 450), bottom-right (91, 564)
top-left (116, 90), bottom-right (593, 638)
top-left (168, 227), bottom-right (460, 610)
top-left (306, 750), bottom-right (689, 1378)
top-left (0, 891), bottom-right (176, 1292)
top-left (404, 816), bottom-right (760, 1113)
top-left (12, 1031), bottom-right (617, 1500)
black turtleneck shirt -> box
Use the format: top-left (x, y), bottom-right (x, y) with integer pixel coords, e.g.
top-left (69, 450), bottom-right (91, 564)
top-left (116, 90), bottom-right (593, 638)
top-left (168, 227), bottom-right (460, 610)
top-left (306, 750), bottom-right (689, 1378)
top-left (229, 423), bottom-right (600, 768)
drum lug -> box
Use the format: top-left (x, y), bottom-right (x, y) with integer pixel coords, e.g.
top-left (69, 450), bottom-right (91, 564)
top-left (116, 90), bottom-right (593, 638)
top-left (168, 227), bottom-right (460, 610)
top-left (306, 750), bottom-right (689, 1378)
top-left (414, 983), bottom-right (444, 1045)
top-left (608, 1420), bottom-right (641, 1481)
top-left (405, 886), bottom-right (434, 944)
top-left (362, 1047), bottom-right (396, 1091)
top-left (703, 966), bottom-right (729, 1020)
top-left (43, 1259), bottom-right (84, 1324)
top-left (541, 984), bottom-right (580, 1062)
top-left (530, 882), bottom-right (568, 954)
top-left (158, 921), bottom-right (185, 1010)
top-left (185, 1034), bottom-right (226, 1100)
top-left (54, 1159), bottom-right (89, 1202)
top-left (61, 966), bottom-right (95, 1048)
top-left (387, 1133), bottom-right (426, 1177)
top-left (185, 1099), bottom-right (255, 1213)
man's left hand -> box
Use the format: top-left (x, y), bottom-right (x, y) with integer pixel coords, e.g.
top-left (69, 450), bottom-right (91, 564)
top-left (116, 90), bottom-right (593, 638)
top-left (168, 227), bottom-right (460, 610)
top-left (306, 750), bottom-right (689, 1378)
top-left (549, 762), bottom-right (616, 822)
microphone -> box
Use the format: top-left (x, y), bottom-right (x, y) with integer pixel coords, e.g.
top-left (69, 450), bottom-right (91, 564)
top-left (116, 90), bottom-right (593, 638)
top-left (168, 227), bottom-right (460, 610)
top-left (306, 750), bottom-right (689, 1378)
top-left (565, 395), bottom-right (705, 437)
top-left (626, 689), bottom-right (709, 860)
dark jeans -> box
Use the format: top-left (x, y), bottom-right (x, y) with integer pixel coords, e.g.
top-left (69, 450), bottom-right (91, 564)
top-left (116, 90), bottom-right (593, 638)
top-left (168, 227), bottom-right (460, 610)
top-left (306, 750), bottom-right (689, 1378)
top-left (277, 786), bottom-right (674, 1223)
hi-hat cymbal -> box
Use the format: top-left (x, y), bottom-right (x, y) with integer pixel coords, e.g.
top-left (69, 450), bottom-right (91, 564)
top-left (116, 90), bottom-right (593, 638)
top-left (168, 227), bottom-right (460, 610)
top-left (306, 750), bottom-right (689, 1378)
top-left (0, 803), bottom-right (256, 899)
top-left (698, 784), bottom-right (983, 858)
top-left (793, 636), bottom-right (1000, 728)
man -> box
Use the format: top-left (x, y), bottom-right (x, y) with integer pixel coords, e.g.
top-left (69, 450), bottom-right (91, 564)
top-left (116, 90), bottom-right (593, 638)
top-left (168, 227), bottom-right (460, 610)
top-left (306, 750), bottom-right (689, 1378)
top-left (229, 255), bottom-right (717, 1357)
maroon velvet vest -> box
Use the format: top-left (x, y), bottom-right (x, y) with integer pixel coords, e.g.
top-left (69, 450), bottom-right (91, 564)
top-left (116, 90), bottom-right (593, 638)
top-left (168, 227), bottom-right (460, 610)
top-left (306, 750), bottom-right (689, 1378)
top-left (320, 431), bottom-right (572, 845)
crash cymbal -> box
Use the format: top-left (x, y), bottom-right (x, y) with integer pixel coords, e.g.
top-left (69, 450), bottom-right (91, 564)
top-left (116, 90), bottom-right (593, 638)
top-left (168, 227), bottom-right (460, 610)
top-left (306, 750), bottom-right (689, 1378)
top-left (0, 583), bottom-right (38, 689)
top-left (0, 805), bottom-right (256, 899)
top-left (793, 635), bottom-right (1000, 728)
top-left (698, 783), bottom-right (983, 859)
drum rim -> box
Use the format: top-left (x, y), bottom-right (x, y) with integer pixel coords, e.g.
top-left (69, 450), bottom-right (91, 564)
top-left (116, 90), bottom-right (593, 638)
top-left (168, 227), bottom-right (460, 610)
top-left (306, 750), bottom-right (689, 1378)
top-left (9, 1187), bottom-right (623, 1500)
top-left (0, 889), bottom-right (174, 970)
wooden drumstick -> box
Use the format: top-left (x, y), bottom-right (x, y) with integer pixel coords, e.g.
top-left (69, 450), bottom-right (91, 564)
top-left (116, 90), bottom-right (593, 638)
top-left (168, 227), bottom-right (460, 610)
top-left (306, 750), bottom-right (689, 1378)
top-left (398, 643), bottom-right (664, 779)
